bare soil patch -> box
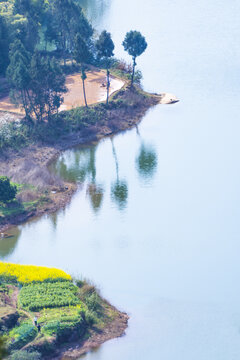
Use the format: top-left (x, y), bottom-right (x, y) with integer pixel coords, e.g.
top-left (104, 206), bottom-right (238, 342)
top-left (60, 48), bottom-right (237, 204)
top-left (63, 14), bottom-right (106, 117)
top-left (0, 70), bottom-right (124, 115)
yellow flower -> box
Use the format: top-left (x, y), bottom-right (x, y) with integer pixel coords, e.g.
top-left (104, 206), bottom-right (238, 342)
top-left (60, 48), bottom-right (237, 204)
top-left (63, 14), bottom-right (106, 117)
top-left (0, 261), bottom-right (71, 284)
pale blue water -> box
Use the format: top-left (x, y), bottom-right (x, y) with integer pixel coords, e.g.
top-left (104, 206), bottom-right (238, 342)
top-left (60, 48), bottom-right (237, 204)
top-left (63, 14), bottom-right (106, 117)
top-left (1, 0), bottom-right (240, 359)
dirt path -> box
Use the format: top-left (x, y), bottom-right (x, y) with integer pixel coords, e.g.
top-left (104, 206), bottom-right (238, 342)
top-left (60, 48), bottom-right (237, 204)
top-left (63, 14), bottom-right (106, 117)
top-left (0, 70), bottom-right (125, 115)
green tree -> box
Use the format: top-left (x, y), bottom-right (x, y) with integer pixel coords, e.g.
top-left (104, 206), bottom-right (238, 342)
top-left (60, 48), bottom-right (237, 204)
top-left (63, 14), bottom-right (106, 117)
top-left (96, 30), bottom-right (114, 105)
top-left (122, 30), bottom-right (147, 87)
top-left (13, 0), bottom-right (45, 52)
top-left (74, 34), bottom-right (91, 107)
top-left (0, 176), bottom-right (17, 203)
top-left (7, 39), bottom-right (32, 118)
top-left (0, 336), bottom-right (7, 359)
top-left (0, 15), bottom-right (9, 74)
top-left (7, 43), bottom-right (66, 121)
top-left (29, 52), bottom-right (67, 121)
top-left (51, 0), bottom-right (93, 64)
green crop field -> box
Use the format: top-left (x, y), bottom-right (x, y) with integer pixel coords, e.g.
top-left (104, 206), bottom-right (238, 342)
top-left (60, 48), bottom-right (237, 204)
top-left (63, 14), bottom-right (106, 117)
top-left (18, 282), bottom-right (81, 311)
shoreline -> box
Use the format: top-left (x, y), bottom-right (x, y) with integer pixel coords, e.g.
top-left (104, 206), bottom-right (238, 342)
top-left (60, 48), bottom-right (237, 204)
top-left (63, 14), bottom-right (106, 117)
top-left (0, 263), bottom-right (129, 359)
top-left (51, 306), bottom-right (129, 360)
top-left (0, 85), bottom-right (178, 358)
top-left (0, 89), bottom-right (178, 233)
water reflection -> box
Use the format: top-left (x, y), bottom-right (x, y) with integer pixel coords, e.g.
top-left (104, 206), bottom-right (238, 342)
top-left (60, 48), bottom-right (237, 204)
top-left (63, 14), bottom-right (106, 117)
top-left (49, 212), bottom-right (58, 231)
top-left (51, 145), bottom-right (105, 213)
top-left (86, 147), bottom-right (104, 213)
top-left (87, 184), bottom-right (104, 212)
top-left (0, 228), bottom-right (21, 259)
top-left (79, 0), bottom-right (110, 27)
top-left (135, 127), bottom-right (158, 182)
top-left (52, 147), bottom-right (95, 183)
top-left (110, 138), bottom-right (128, 210)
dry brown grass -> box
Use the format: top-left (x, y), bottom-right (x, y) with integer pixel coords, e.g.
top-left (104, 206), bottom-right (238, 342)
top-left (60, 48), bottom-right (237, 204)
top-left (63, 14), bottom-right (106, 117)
top-left (1, 159), bottom-right (63, 188)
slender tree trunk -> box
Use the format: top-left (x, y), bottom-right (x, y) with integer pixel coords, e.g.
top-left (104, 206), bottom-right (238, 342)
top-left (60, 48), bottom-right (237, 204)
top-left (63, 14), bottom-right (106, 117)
top-left (106, 68), bottom-right (110, 106)
top-left (21, 90), bottom-right (28, 117)
top-left (26, 90), bottom-right (39, 121)
top-left (81, 67), bottom-right (88, 108)
top-left (131, 56), bottom-right (136, 87)
top-left (63, 34), bottom-right (66, 66)
top-left (82, 79), bottom-right (88, 107)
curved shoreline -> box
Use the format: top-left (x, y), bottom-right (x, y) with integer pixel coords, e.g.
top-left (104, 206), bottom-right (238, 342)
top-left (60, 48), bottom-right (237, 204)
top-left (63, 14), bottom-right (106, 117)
top-left (51, 308), bottom-right (129, 360)
top-left (0, 85), bottom-right (178, 358)
top-left (0, 87), bottom-right (178, 233)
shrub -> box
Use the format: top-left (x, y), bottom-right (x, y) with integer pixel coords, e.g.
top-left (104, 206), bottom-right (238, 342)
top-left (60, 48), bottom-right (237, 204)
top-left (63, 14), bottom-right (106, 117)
top-left (0, 274), bottom-right (18, 285)
top-left (84, 310), bottom-right (97, 326)
top-left (8, 323), bottom-right (37, 351)
top-left (18, 282), bottom-right (80, 311)
top-left (85, 292), bottom-right (102, 313)
top-left (9, 350), bottom-right (41, 360)
top-left (0, 336), bottom-right (8, 359)
top-left (0, 176), bottom-right (17, 203)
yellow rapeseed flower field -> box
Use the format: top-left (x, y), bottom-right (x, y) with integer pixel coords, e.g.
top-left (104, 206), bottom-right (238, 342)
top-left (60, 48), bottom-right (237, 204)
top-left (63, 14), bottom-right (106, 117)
top-left (0, 261), bottom-right (71, 284)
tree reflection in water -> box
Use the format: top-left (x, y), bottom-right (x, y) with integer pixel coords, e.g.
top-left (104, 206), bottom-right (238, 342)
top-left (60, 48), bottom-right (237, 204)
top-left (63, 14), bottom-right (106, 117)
top-left (135, 126), bottom-right (158, 182)
top-left (52, 146), bottom-right (105, 213)
top-left (86, 147), bottom-right (104, 213)
top-left (110, 138), bottom-right (128, 210)
top-left (0, 228), bottom-right (21, 259)
top-left (79, 0), bottom-right (110, 26)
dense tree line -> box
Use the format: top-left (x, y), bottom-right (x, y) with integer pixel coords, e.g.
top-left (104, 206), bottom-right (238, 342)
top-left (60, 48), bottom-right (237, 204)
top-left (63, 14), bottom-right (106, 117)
top-left (0, 0), bottom-right (93, 71)
top-left (0, 0), bottom-right (148, 122)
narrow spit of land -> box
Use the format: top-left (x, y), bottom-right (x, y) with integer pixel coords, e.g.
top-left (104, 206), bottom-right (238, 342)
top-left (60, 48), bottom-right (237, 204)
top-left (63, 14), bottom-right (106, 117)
top-left (0, 69), bottom-right (178, 232)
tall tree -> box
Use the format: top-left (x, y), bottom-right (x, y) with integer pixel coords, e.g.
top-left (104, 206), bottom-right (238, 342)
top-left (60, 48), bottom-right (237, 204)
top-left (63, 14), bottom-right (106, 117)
top-left (51, 0), bottom-right (93, 65)
top-left (122, 30), bottom-right (147, 87)
top-left (29, 52), bottom-right (67, 121)
top-left (0, 16), bottom-right (9, 74)
top-left (7, 43), bottom-right (66, 121)
top-left (13, 0), bottom-right (45, 52)
top-left (7, 39), bottom-right (32, 118)
top-left (96, 30), bottom-right (114, 105)
top-left (74, 34), bottom-right (91, 107)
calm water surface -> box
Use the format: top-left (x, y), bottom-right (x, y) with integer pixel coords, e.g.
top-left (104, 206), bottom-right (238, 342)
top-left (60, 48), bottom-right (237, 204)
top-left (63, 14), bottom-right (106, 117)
top-left (2, 0), bottom-right (240, 359)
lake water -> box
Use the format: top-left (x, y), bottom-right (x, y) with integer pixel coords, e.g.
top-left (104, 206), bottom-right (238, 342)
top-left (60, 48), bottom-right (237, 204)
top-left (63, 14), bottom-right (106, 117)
top-left (1, 0), bottom-right (240, 359)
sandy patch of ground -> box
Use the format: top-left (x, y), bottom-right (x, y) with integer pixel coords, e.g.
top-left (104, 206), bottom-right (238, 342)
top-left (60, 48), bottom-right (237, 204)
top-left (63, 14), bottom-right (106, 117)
top-left (0, 70), bottom-right (125, 115)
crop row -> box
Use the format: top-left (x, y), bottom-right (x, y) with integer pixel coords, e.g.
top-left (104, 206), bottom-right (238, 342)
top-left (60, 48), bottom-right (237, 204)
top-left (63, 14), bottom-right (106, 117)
top-left (18, 282), bottom-right (81, 311)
